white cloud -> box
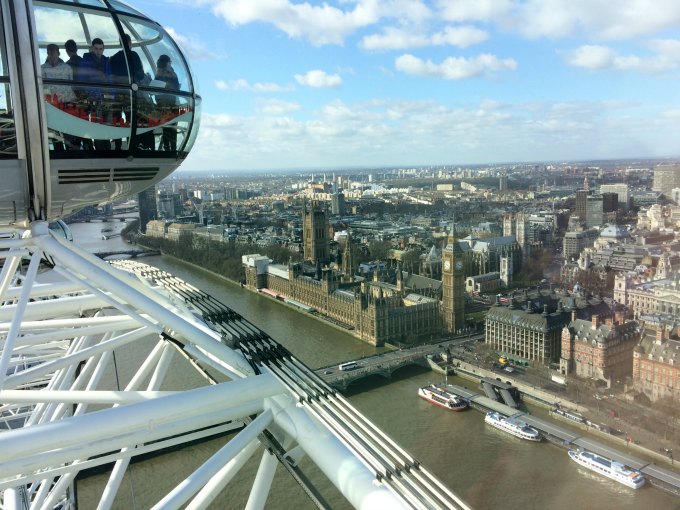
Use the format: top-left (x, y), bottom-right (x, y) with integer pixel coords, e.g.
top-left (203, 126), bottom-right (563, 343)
top-left (479, 99), bottom-right (503, 110)
top-left (165, 27), bottom-right (220, 60)
top-left (294, 70), bottom-right (342, 88)
top-left (210, 0), bottom-right (380, 45)
top-left (431, 26), bottom-right (489, 48)
top-left (184, 98), bottom-right (680, 172)
top-left (563, 45), bottom-right (617, 69)
top-left (361, 25), bottom-right (488, 50)
top-left (395, 53), bottom-right (517, 79)
top-left (437, 0), bottom-right (680, 41)
top-left (437, 0), bottom-right (513, 23)
top-left (361, 27), bottom-right (430, 50)
top-left (518, 0), bottom-right (680, 41)
top-left (34, 7), bottom-right (118, 45)
top-left (563, 41), bottom-right (680, 72)
top-left (662, 108), bottom-right (680, 119)
top-left (214, 79), bottom-right (293, 92)
top-left (256, 98), bottom-right (302, 115)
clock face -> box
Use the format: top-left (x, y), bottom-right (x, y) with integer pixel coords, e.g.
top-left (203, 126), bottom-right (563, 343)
top-left (455, 260), bottom-right (463, 270)
top-left (444, 260), bottom-right (451, 271)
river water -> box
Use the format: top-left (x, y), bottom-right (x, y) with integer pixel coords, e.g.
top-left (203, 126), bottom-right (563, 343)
top-left (69, 222), bottom-right (679, 510)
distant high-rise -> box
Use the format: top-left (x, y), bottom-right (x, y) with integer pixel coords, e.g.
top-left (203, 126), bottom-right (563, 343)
top-left (585, 195), bottom-right (604, 227)
top-left (138, 186), bottom-right (157, 234)
top-left (499, 174), bottom-right (508, 192)
top-left (601, 192), bottom-right (618, 213)
top-left (653, 164), bottom-right (680, 197)
top-left (575, 189), bottom-right (590, 223)
top-left (158, 192), bottom-right (182, 219)
top-left (672, 188), bottom-right (680, 205)
top-left (600, 183), bottom-right (629, 212)
top-left (302, 200), bottom-right (330, 264)
top-left (331, 192), bottom-right (346, 216)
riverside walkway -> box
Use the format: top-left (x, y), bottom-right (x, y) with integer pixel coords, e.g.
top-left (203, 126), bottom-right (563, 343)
top-left (445, 383), bottom-right (680, 496)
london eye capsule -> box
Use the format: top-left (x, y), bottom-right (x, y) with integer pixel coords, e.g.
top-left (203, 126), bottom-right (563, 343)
top-left (0, 0), bottom-right (201, 226)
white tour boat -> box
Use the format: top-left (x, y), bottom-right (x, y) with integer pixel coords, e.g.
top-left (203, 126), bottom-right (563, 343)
top-left (484, 412), bottom-right (542, 441)
top-left (418, 384), bottom-right (469, 411)
top-left (568, 449), bottom-right (646, 489)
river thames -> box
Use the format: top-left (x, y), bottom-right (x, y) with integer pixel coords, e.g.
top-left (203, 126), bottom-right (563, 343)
top-left (71, 222), bottom-right (680, 509)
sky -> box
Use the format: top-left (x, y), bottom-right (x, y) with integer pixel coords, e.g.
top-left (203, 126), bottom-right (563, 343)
top-left (133, 0), bottom-right (680, 172)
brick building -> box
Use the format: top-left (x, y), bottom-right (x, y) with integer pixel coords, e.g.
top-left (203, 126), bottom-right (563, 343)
top-left (560, 312), bottom-right (640, 386)
top-left (632, 317), bottom-right (680, 402)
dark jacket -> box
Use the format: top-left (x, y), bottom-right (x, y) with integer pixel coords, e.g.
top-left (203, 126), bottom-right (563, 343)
top-left (65, 54), bottom-right (82, 81)
top-left (79, 52), bottom-right (110, 101)
top-left (109, 49), bottom-right (145, 85)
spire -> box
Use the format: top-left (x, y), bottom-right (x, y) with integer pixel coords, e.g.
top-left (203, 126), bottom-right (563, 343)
top-left (448, 210), bottom-right (458, 245)
top-left (397, 260), bottom-right (404, 292)
top-left (342, 228), bottom-right (354, 283)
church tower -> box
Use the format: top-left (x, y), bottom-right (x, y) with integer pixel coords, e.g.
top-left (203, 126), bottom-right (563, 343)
top-left (657, 251), bottom-right (671, 279)
top-left (302, 200), bottom-right (330, 264)
top-left (515, 211), bottom-right (531, 265)
top-left (441, 222), bottom-right (465, 334)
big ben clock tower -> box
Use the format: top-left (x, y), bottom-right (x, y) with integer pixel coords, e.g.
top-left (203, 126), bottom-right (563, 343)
top-left (442, 225), bottom-right (465, 334)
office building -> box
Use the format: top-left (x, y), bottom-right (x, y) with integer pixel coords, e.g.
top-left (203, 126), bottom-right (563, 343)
top-left (600, 183), bottom-right (630, 212)
top-left (563, 228), bottom-right (599, 259)
top-left (138, 185), bottom-right (157, 234)
top-left (575, 189), bottom-right (590, 224)
top-left (331, 192), bottom-right (346, 216)
top-left (601, 192), bottom-right (618, 213)
top-left (485, 300), bottom-right (569, 365)
top-left (652, 164), bottom-right (680, 197)
top-left (585, 195), bottom-right (604, 227)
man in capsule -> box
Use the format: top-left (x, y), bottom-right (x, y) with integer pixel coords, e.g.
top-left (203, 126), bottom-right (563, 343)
top-left (109, 34), bottom-right (150, 150)
top-left (79, 37), bottom-right (112, 150)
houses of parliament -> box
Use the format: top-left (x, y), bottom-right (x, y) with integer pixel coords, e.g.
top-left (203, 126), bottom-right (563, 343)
top-left (243, 201), bottom-right (465, 346)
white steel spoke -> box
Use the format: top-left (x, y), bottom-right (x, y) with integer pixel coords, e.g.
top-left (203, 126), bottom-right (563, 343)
top-left (0, 223), bottom-right (467, 510)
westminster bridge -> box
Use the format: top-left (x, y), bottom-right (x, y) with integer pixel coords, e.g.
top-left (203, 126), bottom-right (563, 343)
top-left (316, 334), bottom-right (484, 390)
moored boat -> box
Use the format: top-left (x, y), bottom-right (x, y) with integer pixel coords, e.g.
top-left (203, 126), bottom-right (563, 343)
top-left (568, 449), bottom-right (645, 489)
top-left (418, 384), bottom-right (469, 411)
top-left (484, 412), bottom-right (542, 441)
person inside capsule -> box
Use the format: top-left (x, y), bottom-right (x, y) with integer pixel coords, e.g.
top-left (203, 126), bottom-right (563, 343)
top-left (78, 38), bottom-right (112, 150)
top-left (41, 43), bottom-right (76, 151)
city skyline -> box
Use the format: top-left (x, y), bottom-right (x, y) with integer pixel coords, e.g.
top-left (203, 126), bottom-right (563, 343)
top-left (136, 0), bottom-right (680, 172)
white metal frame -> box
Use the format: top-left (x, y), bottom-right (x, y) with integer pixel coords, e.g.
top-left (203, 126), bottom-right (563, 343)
top-left (0, 222), bottom-right (468, 510)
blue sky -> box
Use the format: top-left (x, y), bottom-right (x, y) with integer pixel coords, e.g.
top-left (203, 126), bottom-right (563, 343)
top-left (134, 0), bottom-right (680, 172)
